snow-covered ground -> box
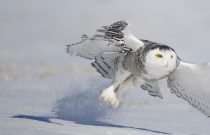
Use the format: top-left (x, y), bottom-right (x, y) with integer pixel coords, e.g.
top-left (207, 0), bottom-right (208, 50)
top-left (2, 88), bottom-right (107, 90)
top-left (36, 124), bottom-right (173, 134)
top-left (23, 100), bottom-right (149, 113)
top-left (1, 58), bottom-right (210, 135)
top-left (1, 0), bottom-right (210, 134)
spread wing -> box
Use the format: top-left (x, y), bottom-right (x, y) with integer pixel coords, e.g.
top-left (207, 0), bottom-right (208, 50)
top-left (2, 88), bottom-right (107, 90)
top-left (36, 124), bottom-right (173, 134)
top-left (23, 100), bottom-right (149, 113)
top-left (167, 61), bottom-right (210, 116)
top-left (67, 21), bottom-right (144, 78)
top-left (66, 20), bottom-right (144, 60)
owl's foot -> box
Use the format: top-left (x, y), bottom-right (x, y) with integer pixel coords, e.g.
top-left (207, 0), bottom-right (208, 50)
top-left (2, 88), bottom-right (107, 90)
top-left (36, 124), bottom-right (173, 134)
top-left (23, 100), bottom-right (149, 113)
top-left (99, 85), bottom-right (119, 108)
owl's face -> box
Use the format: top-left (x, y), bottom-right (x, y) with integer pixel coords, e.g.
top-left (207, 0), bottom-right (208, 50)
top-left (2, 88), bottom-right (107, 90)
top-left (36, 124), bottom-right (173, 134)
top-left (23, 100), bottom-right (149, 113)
top-left (143, 48), bottom-right (178, 80)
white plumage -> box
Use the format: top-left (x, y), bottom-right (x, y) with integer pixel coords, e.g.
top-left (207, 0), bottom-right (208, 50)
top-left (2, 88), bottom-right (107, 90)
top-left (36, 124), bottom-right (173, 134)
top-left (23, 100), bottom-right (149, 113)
top-left (168, 61), bottom-right (210, 116)
top-left (67, 20), bottom-right (210, 117)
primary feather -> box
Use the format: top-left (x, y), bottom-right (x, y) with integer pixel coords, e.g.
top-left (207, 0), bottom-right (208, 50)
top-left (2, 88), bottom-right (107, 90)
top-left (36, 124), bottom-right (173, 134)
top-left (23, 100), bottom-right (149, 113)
top-left (67, 21), bottom-right (142, 59)
top-left (67, 20), bottom-right (144, 78)
top-left (168, 61), bottom-right (210, 116)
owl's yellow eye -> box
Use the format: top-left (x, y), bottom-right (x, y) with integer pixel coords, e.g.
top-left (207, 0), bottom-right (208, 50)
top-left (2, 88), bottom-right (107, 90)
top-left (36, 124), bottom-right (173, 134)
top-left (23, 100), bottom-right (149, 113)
top-left (155, 54), bottom-right (163, 59)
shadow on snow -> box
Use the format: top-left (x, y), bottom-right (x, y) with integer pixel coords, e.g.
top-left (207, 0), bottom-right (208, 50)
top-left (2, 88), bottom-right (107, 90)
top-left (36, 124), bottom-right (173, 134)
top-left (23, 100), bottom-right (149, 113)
top-left (11, 114), bottom-right (172, 135)
top-left (11, 85), bottom-right (172, 135)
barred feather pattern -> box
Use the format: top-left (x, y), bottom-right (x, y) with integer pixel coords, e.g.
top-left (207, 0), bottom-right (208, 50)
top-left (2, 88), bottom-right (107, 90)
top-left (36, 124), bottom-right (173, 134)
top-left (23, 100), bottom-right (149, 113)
top-left (141, 82), bottom-right (163, 99)
top-left (91, 54), bottom-right (121, 79)
top-left (66, 21), bottom-right (135, 60)
top-left (94, 20), bottom-right (132, 53)
top-left (168, 70), bottom-right (210, 117)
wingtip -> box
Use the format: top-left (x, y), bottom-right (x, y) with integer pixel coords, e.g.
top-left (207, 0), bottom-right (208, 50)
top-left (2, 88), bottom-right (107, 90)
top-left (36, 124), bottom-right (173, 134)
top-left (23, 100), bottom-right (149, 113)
top-left (159, 94), bottom-right (163, 99)
top-left (66, 44), bottom-right (71, 54)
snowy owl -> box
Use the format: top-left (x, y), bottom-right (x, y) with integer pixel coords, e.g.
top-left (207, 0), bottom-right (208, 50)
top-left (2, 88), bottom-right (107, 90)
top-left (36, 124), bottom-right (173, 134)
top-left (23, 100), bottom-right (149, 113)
top-left (67, 21), bottom-right (210, 117)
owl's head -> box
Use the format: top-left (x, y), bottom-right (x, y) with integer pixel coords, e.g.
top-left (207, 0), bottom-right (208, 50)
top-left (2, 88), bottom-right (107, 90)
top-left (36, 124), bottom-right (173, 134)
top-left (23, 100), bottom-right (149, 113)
top-left (140, 44), bottom-right (178, 80)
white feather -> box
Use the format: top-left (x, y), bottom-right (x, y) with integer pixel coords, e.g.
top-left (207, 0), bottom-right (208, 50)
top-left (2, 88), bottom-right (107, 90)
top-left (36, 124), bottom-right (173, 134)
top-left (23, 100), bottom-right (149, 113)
top-left (67, 39), bottom-right (122, 60)
top-left (67, 21), bottom-right (144, 60)
top-left (168, 61), bottom-right (210, 116)
top-left (123, 28), bottom-right (144, 51)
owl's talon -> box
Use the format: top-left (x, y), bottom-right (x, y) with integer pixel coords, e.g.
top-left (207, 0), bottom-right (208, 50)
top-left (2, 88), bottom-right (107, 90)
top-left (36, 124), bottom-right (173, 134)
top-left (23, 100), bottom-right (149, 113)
top-left (111, 99), bottom-right (119, 108)
top-left (99, 86), bottom-right (119, 108)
